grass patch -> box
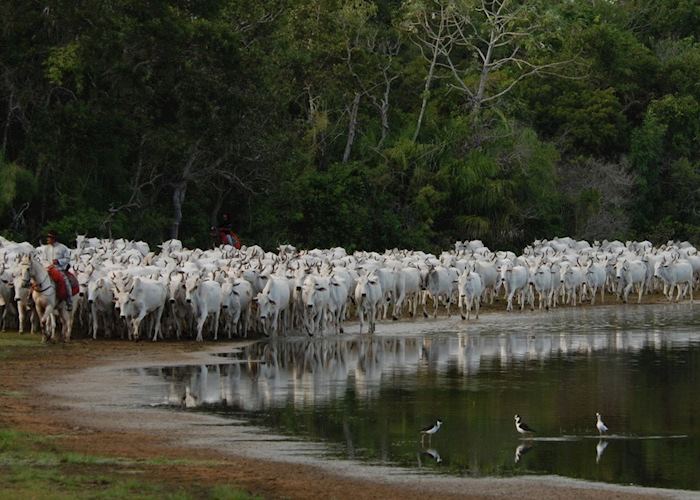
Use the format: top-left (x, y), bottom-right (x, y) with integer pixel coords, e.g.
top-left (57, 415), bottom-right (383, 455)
top-left (0, 428), bottom-right (257, 499)
top-left (0, 390), bottom-right (24, 398)
top-left (0, 331), bottom-right (42, 358)
top-left (0, 331), bottom-right (42, 345)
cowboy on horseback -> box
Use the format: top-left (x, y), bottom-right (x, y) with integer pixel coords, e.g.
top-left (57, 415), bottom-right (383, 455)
top-left (43, 230), bottom-right (73, 311)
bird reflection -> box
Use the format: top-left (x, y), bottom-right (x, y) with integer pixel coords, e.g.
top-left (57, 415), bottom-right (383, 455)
top-left (417, 447), bottom-right (442, 466)
top-left (595, 439), bottom-right (608, 464)
top-left (514, 442), bottom-right (533, 463)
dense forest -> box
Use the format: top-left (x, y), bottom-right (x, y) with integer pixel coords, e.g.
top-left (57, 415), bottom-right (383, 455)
top-left (1, 0), bottom-right (699, 252)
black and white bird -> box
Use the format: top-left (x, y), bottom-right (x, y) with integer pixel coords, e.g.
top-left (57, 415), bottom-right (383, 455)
top-left (595, 412), bottom-right (608, 435)
top-left (420, 419), bottom-right (443, 442)
top-left (514, 414), bottom-right (536, 435)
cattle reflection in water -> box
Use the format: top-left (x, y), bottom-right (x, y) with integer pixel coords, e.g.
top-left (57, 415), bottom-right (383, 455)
top-left (146, 326), bottom-right (700, 412)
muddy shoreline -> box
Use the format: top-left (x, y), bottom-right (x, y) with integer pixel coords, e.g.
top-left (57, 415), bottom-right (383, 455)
top-left (23, 305), bottom-right (698, 499)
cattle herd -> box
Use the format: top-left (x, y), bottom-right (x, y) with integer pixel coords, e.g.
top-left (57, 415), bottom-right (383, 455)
top-left (0, 235), bottom-right (697, 342)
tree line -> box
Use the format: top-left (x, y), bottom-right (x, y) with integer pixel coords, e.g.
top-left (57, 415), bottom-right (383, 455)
top-left (1, 0), bottom-right (699, 252)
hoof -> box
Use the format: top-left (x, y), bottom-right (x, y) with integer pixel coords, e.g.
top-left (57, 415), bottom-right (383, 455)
top-left (461, 314), bottom-right (466, 320)
top-left (423, 312), bottom-right (428, 318)
top-left (392, 316), bottom-right (398, 321)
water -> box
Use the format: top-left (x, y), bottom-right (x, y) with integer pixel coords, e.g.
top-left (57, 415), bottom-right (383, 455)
top-left (132, 304), bottom-right (700, 491)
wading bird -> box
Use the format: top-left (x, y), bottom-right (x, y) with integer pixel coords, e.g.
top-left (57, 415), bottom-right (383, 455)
top-left (420, 419), bottom-right (443, 443)
top-left (514, 414), bottom-right (536, 435)
top-left (595, 412), bottom-right (608, 435)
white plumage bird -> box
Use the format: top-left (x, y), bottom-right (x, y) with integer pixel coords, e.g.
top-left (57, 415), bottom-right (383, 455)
top-left (595, 412), bottom-right (608, 435)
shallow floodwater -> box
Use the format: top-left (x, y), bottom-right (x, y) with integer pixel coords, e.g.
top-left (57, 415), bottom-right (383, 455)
top-left (133, 304), bottom-right (700, 491)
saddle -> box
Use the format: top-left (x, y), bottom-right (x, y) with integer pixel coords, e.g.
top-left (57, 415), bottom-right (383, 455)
top-left (217, 229), bottom-right (242, 249)
top-left (47, 266), bottom-right (79, 301)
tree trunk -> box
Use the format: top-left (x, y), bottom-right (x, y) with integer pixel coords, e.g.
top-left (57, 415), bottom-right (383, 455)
top-left (210, 187), bottom-right (230, 227)
top-left (377, 74), bottom-right (393, 148)
top-left (170, 181), bottom-right (188, 240)
top-left (472, 30), bottom-right (495, 119)
top-left (2, 91), bottom-right (12, 156)
top-left (342, 92), bottom-right (361, 163)
top-left (412, 18), bottom-right (443, 143)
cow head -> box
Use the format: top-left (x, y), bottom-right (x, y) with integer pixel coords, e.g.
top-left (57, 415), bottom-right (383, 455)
top-left (184, 274), bottom-right (200, 305)
top-left (168, 272), bottom-right (185, 304)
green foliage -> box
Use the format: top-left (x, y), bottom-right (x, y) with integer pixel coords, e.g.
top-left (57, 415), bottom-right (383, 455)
top-left (1, 0), bottom-right (699, 248)
top-left (0, 158), bottom-right (37, 215)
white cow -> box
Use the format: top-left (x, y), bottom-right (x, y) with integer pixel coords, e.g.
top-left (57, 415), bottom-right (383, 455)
top-left (255, 276), bottom-right (291, 337)
top-left (583, 262), bottom-right (607, 305)
top-left (422, 266), bottom-right (455, 318)
top-left (232, 278), bottom-right (253, 336)
top-left (560, 263), bottom-right (584, 306)
top-left (185, 275), bottom-right (222, 342)
top-left (87, 276), bottom-right (115, 339)
top-left (654, 258), bottom-right (694, 303)
top-left (399, 267), bottom-right (422, 318)
top-left (500, 263), bottom-right (530, 312)
top-left (473, 260), bottom-right (498, 304)
top-left (529, 263), bottom-right (553, 310)
top-left (328, 274), bottom-right (349, 334)
top-left (220, 280), bottom-right (242, 339)
top-left (456, 269), bottom-right (482, 320)
top-left (354, 274), bottom-right (383, 334)
top-left (166, 272), bottom-right (190, 340)
top-left (302, 275), bottom-right (331, 336)
top-left (616, 259), bottom-right (646, 304)
top-left (12, 273), bottom-right (39, 334)
top-left (114, 277), bottom-right (167, 341)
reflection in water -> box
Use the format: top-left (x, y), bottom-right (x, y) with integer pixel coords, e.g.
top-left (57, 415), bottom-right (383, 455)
top-left (153, 327), bottom-right (700, 413)
top-left (596, 440), bottom-right (609, 464)
top-left (418, 447), bottom-right (442, 465)
top-left (133, 305), bottom-right (700, 491)
top-left (514, 443), bottom-right (533, 463)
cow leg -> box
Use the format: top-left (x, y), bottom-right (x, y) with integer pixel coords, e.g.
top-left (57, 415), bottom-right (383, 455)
top-left (195, 313), bottom-right (206, 342)
top-left (152, 306), bottom-right (165, 342)
top-left (212, 310), bottom-right (221, 341)
top-left (393, 289), bottom-right (405, 321)
top-left (91, 308), bottom-right (100, 339)
top-left (132, 315), bottom-right (144, 341)
top-left (358, 303), bottom-right (365, 335)
top-left (506, 291), bottom-right (514, 312)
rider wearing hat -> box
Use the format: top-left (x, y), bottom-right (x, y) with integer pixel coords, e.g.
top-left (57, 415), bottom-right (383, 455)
top-left (44, 230), bottom-right (73, 311)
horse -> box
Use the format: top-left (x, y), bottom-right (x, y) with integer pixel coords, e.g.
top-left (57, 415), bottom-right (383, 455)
top-left (18, 254), bottom-right (74, 342)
